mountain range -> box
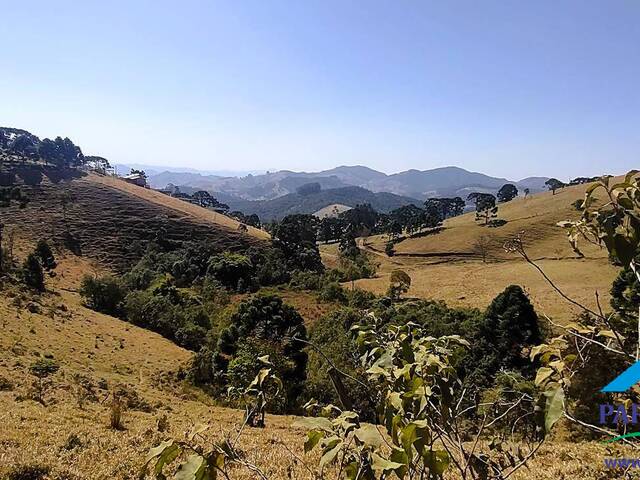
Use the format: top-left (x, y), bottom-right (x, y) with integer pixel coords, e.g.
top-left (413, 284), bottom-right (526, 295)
top-left (143, 165), bottom-right (549, 202)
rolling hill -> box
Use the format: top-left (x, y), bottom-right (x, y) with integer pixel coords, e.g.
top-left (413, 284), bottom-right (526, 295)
top-left (0, 165), bottom-right (267, 271)
top-left (323, 181), bottom-right (620, 322)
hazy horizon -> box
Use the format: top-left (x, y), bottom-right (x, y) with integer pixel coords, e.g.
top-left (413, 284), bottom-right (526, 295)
top-left (2, 1), bottom-right (638, 179)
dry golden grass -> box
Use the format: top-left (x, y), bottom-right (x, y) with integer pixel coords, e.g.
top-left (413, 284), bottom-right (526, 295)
top-left (323, 182), bottom-right (619, 322)
top-left (90, 174), bottom-right (270, 240)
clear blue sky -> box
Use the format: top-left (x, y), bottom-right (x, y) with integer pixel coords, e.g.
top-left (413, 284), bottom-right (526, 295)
top-left (2, 0), bottom-right (638, 180)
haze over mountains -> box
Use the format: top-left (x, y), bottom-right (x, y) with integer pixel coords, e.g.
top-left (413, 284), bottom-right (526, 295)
top-left (139, 164), bottom-right (550, 202)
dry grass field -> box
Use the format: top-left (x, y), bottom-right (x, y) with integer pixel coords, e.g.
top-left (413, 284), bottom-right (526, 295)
top-left (323, 182), bottom-right (619, 323)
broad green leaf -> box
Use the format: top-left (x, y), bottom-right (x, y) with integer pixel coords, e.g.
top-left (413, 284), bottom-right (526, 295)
top-left (371, 453), bottom-right (404, 473)
top-left (535, 367), bottom-right (554, 387)
top-left (354, 424), bottom-right (384, 448)
top-left (174, 455), bottom-right (210, 480)
top-left (319, 439), bottom-right (342, 467)
top-left (424, 450), bottom-right (450, 475)
top-left (293, 416), bottom-right (333, 432)
top-left (543, 387), bottom-right (565, 433)
top-left (144, 440), bottom-right (180, 475)
top-left (304, 430), bottom-right (324, 453)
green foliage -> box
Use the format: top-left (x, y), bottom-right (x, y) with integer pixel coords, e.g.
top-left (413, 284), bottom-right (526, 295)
top-left (384, 240), bottom-right (395, 257)
top-left (468, 192), bottom-right (498, 225)
top-left (29, 358), bottom-right (60, 379)
top-left (207, 252), bottom-right (253, 291)
top-left (79, 275), bottom-right (126, 317)
top-left (205, 294), bottom-right (308, 411)
top-left (497, 183), bottom-right (518, 202)
top-left (424, 197), bottom-right (465, 220)
top-left (545, 178), bottom-right (566, 194)
top-left (228, 355), bottom-right (283, 427)
top-left (272, 214), bottom-right (323, 272)
top-left (306, 309), bottom-right (376, 419)
top-left (318, 281), bottom-right (347, 303)
top-left (463, 285), bottom-right (542, 388)
top-left (22, 253), bottom-right (45, 291)
top-left (299, 318), bottom-right (550, 479)
top-left (610, 264), bottom-right (640, 322)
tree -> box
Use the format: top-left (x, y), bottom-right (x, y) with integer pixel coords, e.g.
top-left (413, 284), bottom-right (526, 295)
top-left (338, 233), bottom-right (359, 260)
top-left (389, 204), bottom-right (435, 235)
top-left (387, 269), bottom-right (411, 301)
top-left (545, 178), bottom-right (565, 195)
top-left (467, 192), bottom-right (498, 225)
top-left (473, 234), bottom-right (492, 263)
top-left (317, 217), bottom-right (343, 244)
top-left (22, 253), bottom-right (45, 291)
top-left (212, 294), bottom-right (308, 411)
top-left (192, 190), bottom-right (215, 208)
top-left (338, 204), bottom-right (378, 237)
top-left (524, 187), bottom-right (530, 198)
top-left (424, 197), bottom-right (465, 221)
top-left (79, 275), bottom-right (127, 316)
top-left (35, 239), bottom-right (57, 271)
top-left (497, 183), bottom-right (518, 202)
top-left (207, 252), bottom-right (253, 291)
top-left (272, 214), bottom-right (323, 272)
top-left (463, 285), bottom-right (542, 387)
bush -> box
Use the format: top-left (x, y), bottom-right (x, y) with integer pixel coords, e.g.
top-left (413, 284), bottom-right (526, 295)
top-left (289, 270), bottom-right (323, 290)
top-left (6, 464), bottom-right (50, 480)
top-left (79, 275), bottom-right (127, 317)
top-left (207, 252), bottom-right (254, 291)
top-left (318, 281), bottom-right (347, 303)
top-left (34, 239), bottom-right (56, 271)
top-left (22, 253), bottom-right (44, 291)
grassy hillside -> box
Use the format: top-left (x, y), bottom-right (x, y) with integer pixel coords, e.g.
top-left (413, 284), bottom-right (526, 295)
top-left (327, 182), bottom-right (619, 322)
top-left (1, 166), bottom-right (267, 271)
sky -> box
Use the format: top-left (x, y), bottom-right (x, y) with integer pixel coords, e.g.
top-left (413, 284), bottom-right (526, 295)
top-left (1, 0), bottom-right (638, 180)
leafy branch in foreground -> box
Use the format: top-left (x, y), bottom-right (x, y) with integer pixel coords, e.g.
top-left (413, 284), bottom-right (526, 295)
top-left (296, 317), bottom-right (558, 479)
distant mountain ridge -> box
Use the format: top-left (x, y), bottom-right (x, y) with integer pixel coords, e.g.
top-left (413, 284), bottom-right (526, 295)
top-left (207, 186), bottom-right (422, 222)
top-left (147, 165), bottom-right (550, 202)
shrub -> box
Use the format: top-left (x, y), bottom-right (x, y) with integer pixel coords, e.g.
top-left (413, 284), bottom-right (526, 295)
top-left (289, 270), bottom-right (323, 290)
top-left (207, 252), bottom-right (253, 291)
top-left (6, 464), bottom-right (50, 480)
top-left (22, 253), bottom-right (44, 291)
top-left (318, 281), bottom-right (347, 303)
top-left (34, 239), bottom-right (56, 271)
top-left (79, 275), bottom-right (126, 317)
